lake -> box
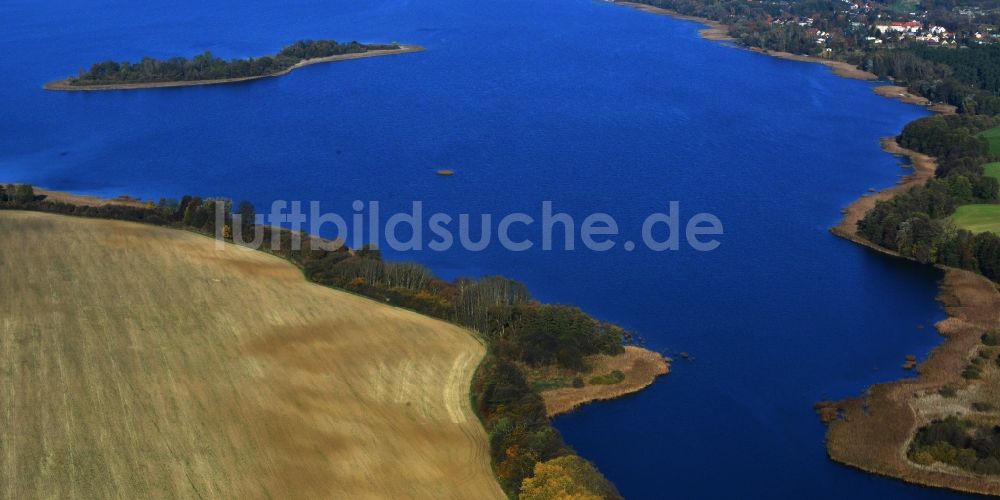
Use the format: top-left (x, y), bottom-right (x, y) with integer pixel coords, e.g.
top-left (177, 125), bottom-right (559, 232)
top-left (0, 0), bottom-right (972, 497)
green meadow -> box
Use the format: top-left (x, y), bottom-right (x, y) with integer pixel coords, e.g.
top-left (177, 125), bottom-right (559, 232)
top-left (980, 127), bottom-right (1000, 156)
top-left (984, 162), bottom-right (1000, 181)
top-left (950, 204), bottom-right (1000, 234)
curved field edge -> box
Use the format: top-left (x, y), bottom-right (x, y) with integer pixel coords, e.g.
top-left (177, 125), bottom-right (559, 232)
top-left (2, 186), bottom-right (668, 498)
top-left (0, 210), bottom-right (503, 499)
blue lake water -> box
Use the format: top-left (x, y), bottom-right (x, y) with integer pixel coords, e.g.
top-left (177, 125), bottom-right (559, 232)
top-left (0, 0), bottom-right (974, 497)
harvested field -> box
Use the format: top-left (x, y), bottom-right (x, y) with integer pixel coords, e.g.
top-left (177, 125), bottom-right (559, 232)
top-left (0, 211), bottom-right (503, 499)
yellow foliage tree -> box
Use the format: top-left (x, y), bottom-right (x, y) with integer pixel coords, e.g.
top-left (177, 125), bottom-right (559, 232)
top-left (520, 455), bottom-right (621, 500)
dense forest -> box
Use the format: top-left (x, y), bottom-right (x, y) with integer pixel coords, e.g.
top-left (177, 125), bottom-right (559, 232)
top-left (0, 186), bottom-right (626, 499)
top-left (67, 40), bottom-right (400, 85)
top-left (471, 354), bottom-right (621, 498)
top-left (857, 114), bottom-right (1000, 281)
top-left (626, 2), bottom-right (1000, 285)
top-left (867, 45), bottom-right (1000, 114)
top-left (909, 416), bottom-right (1000, 475)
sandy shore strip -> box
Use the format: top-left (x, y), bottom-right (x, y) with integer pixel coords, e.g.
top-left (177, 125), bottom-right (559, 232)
top-left (616, 2), bottom-right (733, 42)
top-left (874, 85), bottom-right (930, 106)
top-left (822, 98), bottom-right (1000, 496)
top-left (874, 85), bottom-right (958, 114)
top-left (541, 346), bottom-right (669, 417)
top-left (618, 1), bottom-right (969, 111)
top-left (748, 48), bottom-right (877, 80)
top-left (44, 45), bottom-right (425, 91)
top-left (832, 138), bottom-right (937, 240)
top-left (615, 2), bottom-right (877, 80)
top-left (617, 2), bottom-right (1000, 493)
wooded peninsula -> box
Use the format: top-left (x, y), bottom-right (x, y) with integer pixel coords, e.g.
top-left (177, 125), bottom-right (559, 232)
top-left (44, 40), bottom-right (423, 90)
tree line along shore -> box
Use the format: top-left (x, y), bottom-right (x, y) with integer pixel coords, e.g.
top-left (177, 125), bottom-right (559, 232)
top-left (0, 185), bottom-right (667, 499)
top-left (44, 40), bottom-right (424, 91)
top-left (36, 2), bottom-right (1000, 493)
top-left (823, 115), bottom-right (1000, 494)
top-left (0, 210), bottom-right (505, 499)
top-left (616, 0), bottom-right (1000, 494)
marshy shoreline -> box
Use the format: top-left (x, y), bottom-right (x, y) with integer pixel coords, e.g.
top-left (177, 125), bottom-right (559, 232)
top-left (619, 1), bottom-right (1000, 495)
top-left (543, 346), bottom-right (669, 418)
top-left (43, 45), bottom-right (425, 91)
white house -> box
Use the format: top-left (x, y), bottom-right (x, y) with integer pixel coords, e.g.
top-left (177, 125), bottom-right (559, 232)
top-left (876, 21), bottom-right (921, 33)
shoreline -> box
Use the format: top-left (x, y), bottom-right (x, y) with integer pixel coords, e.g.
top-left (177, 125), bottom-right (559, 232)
top-left (616, 1), bottom-right (969, 110)
top-left (2, 185), bottom-right (664, 495)
top-left (615, 2), bottom-right (877, 81)
top-left (819, 267), bottom-right (1000, 496)
top-left (616, 2), bottom-right (733, 42)
top-left (619, 1), bottom-right (1000, 494)
top-left (43, 45), bottom-right (425, 91)
top-left (831, 137), bottom-right (938, 241)
top-left (32, 187), bottom-right (148, 208)
top-left (873, 85), bottom-right (958, 114)
top-left (12, 185), bottom-right (670, 417)
top-left (22, 8), bottom-right (988, 490)
top-left (825, 134), bottom-right (1000, 497)
top-left (542, 346), bottom-right (670, 417)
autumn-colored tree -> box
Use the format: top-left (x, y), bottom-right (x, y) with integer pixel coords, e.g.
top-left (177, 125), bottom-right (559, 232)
top-left (520, 456), bottom-right (621, 500)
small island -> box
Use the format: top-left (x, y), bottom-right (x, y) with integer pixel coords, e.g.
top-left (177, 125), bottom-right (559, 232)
top-left (44, 40), bottom-right (424, 91)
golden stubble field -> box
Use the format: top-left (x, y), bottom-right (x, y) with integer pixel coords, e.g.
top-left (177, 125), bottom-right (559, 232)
top-left (0, 211), bottom-right (503, 499)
